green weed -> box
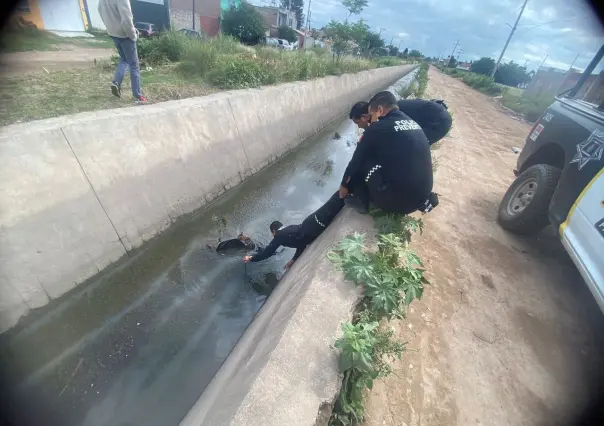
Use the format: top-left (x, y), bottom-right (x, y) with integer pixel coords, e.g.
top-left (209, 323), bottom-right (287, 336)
top-left (501, 88), bottom-right (552, 122)
top-left (438, 65), bottom-right (503, 96)
top-left (396, 61), bottom-right (428, 99)
top-left (328, 213), bottom-right (427, 425)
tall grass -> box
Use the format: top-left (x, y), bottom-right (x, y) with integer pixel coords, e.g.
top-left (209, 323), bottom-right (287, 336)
top-left (135, 31), bottom-right (400, 90)
top-left (501, 89), bottom-right (553, 122)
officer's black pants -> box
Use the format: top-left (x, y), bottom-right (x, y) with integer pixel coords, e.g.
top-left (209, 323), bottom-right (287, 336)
top-left (348, 166), bottom-right (422, 215)
top-left (299, 190), bottom-right (345, 242)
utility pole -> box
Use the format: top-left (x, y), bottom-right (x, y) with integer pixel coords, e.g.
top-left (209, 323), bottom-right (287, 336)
top-left (306, 0), bottom-right (312, 30)
top-left (192, 0), bottom-right (195, 30)
top-left (555, 53), bottom-right (579, 94)
top-left (389, 35), bottom-right (395, 46)
top-left (538, 54), bottom-right (548, 71)
top-left (446, 40), bottom-right (459, 67)
top-left (490, 0), bottom-right (528, 79)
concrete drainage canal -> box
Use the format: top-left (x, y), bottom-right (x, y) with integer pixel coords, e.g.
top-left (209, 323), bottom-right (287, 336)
top-left (0, 71), bottom-right (418, 426)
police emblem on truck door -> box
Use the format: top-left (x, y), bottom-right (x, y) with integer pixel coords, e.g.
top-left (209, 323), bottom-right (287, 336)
top-left (570, 129), bottom-right (604, 170)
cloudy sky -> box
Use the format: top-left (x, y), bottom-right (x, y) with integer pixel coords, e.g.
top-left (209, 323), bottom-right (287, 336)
top-left (254, 0), bottom-right (603, 71)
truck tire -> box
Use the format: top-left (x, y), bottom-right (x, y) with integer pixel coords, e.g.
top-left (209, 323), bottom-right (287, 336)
top-left (498, 164), bottom-right (561, 235)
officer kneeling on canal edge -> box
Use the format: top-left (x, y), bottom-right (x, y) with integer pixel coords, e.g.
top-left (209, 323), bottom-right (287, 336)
top-left (341, 91), bottom-right (439, 215)
top-left (349, 98), bottom-right (452, 146)
top-left (243, 190), bottom-right (344, 269)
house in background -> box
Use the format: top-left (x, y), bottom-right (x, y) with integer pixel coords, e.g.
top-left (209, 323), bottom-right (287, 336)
top-left (252, 5), bottom-right (297, 38)
top-left (525, 66), bottom-right (604, 104)
top-left (12, 0), bottom-right (171, 33)
top-left (169, 0), bottom-right (240, 36)
top-left (84, 0), bottom-right (170, 31)
top-left (12, 0), bottom-right (89, 33)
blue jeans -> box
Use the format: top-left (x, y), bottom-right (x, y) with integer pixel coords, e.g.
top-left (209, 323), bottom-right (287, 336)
top-left (111, 36), bottom-right (142, 98)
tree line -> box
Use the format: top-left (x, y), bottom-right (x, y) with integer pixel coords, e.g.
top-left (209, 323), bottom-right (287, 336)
top-left (435, 55), bottom-right (534, 88)
top-left (220, 0), bottom-right (424, 60)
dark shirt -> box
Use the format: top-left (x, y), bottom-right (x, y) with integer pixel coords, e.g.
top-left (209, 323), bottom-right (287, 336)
top-left (397, 99), bottom-right (452, 144)
top-left (250, 225), bottom-right (308, 263)
top-left (341, 108), bottom-right (433, 203)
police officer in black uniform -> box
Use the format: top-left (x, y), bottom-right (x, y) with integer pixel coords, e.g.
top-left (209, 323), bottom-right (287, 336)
top-left (340, 91), bottom-right (435, 215)
top-left (243, 190), bottom-right (344, 269)
top-left (349, 98), bottom-right (452, 145)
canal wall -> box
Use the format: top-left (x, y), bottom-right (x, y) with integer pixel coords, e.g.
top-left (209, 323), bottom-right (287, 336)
top-left (0, 64), bottom-right (416, 333)
top-left (180, 207), bottom-right (376, 426)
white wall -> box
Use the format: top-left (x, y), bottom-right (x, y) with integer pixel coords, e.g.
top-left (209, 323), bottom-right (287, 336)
top-left (85, 0), bottom-right (106, 30)
top-left (39, 0), bottom-right (85, 31)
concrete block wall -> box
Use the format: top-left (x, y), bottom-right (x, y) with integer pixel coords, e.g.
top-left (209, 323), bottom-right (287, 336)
top-left (0, 65), bottom-right (415, 333)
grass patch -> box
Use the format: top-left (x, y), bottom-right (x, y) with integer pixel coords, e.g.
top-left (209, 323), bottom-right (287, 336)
top-left (1, 27), bottom-right (113, 53)
top-left (396, 62), bottom-right (428, 99)
top-left (437, 65), bottom-right (503, 96)
top-left (1, 32), bottom-right (406, 125)
top-left (0, 65), bottom-right (215, 125)
top-left (328, 214), bottom-right (427, 425)
top-left (501, 88), bottom-right (552, 122)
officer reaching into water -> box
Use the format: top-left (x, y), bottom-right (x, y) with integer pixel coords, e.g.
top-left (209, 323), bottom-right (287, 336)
top-left (243, 190), bottom-right (344, 269)
top-left (349, 98), bottom-right (452, 145)
top-left (341, 91), bottom-right (437, 215)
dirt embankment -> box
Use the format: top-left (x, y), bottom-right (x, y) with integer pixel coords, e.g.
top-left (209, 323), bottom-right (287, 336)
top-left (363, 68), bottom-right (604, 426)
top-left (1, 45), bottom-right (114, 77)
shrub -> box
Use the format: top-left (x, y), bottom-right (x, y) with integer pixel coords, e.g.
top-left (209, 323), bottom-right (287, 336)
top-left (398, 81), bottom-right (417, 99)
top-left (277, 25), bottom-right (298, 43)
top-left (177, 36), bottom-right (247, 77)
top-left (137, 30), bottom-right (188, 65)
top-left (328, 216), bottom-right (426, 425)
top-left (310, 46), bottom-right (329, 56)
top-left (221, 3), bottom-right (265, 45)
top-left (208, 55), bottom-right (273, 89)
top-left (501, 89), bottom-right (553, 122)
top-left (375, 57), bottom-right (401, 68)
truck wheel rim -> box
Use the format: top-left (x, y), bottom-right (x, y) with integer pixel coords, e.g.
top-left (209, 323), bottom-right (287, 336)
top-left (507, 178), bottom-right (537, 216)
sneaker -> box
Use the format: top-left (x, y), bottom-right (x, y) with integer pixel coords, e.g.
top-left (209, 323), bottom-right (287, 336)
top-left (344, 194), bottom-right (369, 214)
top-left (110, 82), bottom-right (121, 98)
top-left (135, 95), bottom-right (148, 104)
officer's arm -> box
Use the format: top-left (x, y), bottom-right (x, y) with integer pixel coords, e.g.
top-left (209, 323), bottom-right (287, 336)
top-left (341, 129), bottom-right (375, 188)
top-left (292, 246), bottom-right (306, 262)
top-left (250, 237), bottom-right (281, 262)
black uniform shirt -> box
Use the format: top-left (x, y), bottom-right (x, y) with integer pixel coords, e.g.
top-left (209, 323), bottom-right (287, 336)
top-left (341, 108), bottom-right (433, 203)
top-left (397, 99), bottom-right (452, 144)
top-left (250, 225), bottom-right (308, 263)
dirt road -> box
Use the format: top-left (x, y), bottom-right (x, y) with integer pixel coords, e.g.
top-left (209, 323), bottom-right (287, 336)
top-left (0, 46), bottom-right (114, 77)
top-left (363, 68), bottom-right (604, 426)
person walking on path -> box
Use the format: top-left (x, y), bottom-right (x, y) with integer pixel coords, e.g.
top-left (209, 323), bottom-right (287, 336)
top-left (98, 0), bottom-right (147, 102)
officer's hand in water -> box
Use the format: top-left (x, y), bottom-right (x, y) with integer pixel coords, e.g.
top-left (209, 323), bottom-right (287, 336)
top-left (284, 260), bottom-right (294, 270)
top-left (339, 185), bottom-right (349, 199)
top-left (243, 255), bottom-right (253, 262)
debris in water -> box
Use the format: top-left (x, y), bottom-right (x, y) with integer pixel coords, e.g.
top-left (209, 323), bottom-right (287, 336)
top-left (333, 132), bottom-right (341, 140)
top-left (511, 147), bottom-right (521, 154)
